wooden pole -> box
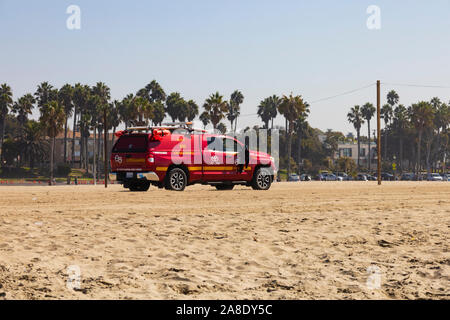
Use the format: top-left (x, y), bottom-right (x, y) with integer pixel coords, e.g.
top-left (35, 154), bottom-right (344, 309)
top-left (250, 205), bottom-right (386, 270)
top-left (104, 108), bottom-right (108, 188)
top-left (377, 80), bottom-right (382, 185)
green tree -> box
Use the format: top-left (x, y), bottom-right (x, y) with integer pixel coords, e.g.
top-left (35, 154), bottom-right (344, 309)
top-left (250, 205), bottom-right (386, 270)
top-left (166, 92), bottom-right (184, 122)
top-left (39, 100), bottom-right (66, 185)
top-left (217, 123), bottom-right (227, 134)
top-left (0, 84), bottom-right (13, 166)
top-left (152, 101), bottom-right (166, 126)
top-left (199, 111), bottom-right (210, 129)
top-left (347, 105), bottom-right (365, 169)
top-left (203, 92), bottom-right (228, 130)
top-left (186, 100), bottom-right (199, 122)
top-left (12, 94), bottom-right (35, 127)
top-left (393, 105), bottom-right (408, 172)
top-left (361, 103), bottom-right (376, 171)
top-left (227, 90), bottom-right (244, 131)
top-left (58, 84), bottom-right (74, 163)
top-left (278, 94), bottom-right (308, 176)
top-left (409, 101), bottom-right (434, 175)
top-left (267, 95), bottom-right (280, 129)
top-left (257, 98), bottom-right (272, 129)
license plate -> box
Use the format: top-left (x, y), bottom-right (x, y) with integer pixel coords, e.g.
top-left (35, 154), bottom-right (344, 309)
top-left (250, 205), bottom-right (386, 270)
top-left (126, 172), bottom-right (134, 178)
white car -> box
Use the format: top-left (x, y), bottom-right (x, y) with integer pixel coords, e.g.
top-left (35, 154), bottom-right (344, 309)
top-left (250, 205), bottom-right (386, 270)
top-left (427, 173), bottom-right (443, 181)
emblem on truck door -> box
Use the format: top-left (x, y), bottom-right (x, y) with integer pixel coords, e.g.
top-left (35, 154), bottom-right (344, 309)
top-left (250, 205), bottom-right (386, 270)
top-left (115, 155), bottom-right (123, 164)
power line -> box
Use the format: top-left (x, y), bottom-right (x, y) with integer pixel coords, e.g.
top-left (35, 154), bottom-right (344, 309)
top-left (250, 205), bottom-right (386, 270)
top-left (309, 83), bottom-right (375, 104)
top-left (239, 83), bottom-right (376, 118)
top-left (382, 82), bottom-right (450, 89)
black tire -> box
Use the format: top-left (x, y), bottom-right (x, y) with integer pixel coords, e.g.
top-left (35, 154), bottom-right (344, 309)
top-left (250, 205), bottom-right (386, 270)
top-left (165, 168), bottom-right (187, 191)
top-left (129, 181), bottom-right (150, 192)
top-left (251, 167), bottom-right (272, 190)
top-left (215, 184), bottom-right (235, 191)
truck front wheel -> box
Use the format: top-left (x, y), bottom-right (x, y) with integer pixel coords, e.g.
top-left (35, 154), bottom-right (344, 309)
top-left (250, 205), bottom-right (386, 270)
top-left (251, 168), bottom-right (272, 190)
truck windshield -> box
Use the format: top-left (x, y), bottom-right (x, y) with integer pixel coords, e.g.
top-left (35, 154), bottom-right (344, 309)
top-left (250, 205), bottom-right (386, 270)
top-left (113, 135), bottom-right (148, 153)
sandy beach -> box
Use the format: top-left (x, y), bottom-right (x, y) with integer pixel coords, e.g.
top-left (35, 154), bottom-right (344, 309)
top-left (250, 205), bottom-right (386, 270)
top-left (0, 182), bottom-right (448, 300)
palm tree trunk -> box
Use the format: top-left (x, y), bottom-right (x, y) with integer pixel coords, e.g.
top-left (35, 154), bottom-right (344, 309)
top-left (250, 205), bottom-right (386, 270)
top-left (357, 130), bottom-right (361, 169)
top-left (417, 130), bottom-right (422, 176)
top-left (63, 118), bottom-right (68, 163)
top-left (271, 117), bottom-right (274, 130)
top-left (298, 128), bottom-right (302, 174)
top-left (399, 137), bottom-right (404, 173)
top-left (367, 121), bottom-right (371, 171)
top-left (0, 117), bottom-right (5, 167)
top-left (384, 126), bottom-right (388, 160)
top-left (71, 108), bottom-right (77, 168)
top-left (93, 127), bottom-right (97, 185)
top-left (234, 117), bottom-right (238, 132)
top-left (287, 128), bottom-right (292, 178)
top-left (50, 136), bottom-right (55, 185)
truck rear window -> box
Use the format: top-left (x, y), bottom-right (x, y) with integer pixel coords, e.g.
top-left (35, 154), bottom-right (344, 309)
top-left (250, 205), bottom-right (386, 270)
top-left (113, 135), bottom-right (148, 153)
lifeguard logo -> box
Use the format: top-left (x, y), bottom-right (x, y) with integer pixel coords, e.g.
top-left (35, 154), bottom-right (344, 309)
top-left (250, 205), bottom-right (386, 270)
top-left (115, 155), bottom-right (123, 164)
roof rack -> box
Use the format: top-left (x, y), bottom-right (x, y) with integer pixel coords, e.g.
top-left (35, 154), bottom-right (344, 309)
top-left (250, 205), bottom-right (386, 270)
top-left (125, 122), bottom-right (206, 134)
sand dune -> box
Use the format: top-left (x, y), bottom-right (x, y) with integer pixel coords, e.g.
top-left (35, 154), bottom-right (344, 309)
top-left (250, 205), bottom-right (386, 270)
top-left (0, 182), bottom-right (449, 300)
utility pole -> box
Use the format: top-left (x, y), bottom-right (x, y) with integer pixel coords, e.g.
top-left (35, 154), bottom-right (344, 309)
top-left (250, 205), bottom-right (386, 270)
top-left (104, 108), bottom-right (108, 188)
top-left (377, 80), bottom-right (382, 185)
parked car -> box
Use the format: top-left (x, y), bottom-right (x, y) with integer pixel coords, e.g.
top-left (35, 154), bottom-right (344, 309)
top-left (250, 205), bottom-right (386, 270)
top-left (300, 174), bottom-right (312, 181)
top-left (441, 173), bottom-right (450, 181)
top-left (427, 173), bottom-right (443, 181)
top-left (288, 174), bottom-right (300, 182)
top-left (320, 173), bottom-right (340, 181)
top-left (356, 174), bottom-right (368, 181)
top-left (381, 173), bottom-right (395, 181)
top-left (110, 123), bottom-right (276, 191)
top-left (366, 174), bottom-right (377, 181)
top-left (335, 172), bottom-right (351, 181)
top-left (400, 173), bottom-right (414, 181)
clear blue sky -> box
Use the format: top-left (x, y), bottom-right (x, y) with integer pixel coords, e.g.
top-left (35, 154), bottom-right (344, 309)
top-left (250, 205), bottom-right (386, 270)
top-left (1, 0), bottom-right (450, 134)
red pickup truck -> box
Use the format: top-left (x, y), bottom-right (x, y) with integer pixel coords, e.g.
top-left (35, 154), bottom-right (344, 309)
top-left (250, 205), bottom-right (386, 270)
top-left (109, 124), bottom-right (276, 191)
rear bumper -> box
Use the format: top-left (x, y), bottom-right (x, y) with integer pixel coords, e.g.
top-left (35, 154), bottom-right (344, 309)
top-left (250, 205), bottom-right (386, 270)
top-left (109, 172), bottom-right (160, 182)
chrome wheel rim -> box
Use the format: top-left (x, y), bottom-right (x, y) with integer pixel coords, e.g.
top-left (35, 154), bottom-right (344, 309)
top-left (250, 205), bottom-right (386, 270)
top-left (170, 171), bottom-right (185, 190)
top-left (257, 171), bottom-right (270, 189)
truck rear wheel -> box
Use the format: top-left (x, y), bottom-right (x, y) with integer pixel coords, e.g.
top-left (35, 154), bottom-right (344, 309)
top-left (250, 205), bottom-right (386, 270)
top-left (129, 181), bottom-right (150, 192)
top-left (251, 167), bottom-right (272, 190)
top-left (165, 168), bottom-right (187, 191)
top-left (215, 184), bottom-right (235, 191)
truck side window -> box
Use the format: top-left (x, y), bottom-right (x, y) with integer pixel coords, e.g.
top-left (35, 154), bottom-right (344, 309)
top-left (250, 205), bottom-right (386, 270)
top-left (206, 137), bottom-right (224, 151)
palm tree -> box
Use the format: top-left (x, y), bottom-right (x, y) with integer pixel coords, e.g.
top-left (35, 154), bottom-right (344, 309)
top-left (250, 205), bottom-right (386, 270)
top-left (186, 100), bottom-right (199, 122)
top-left (199, 111), bottom-right (210, 129)
top-left (72, 84), bottom-right (89, 168)
top-left (257, 98), bottom-right (272, 129)
top-left (152, 101), bottom-right (166, 126)
top-left (227, 90), bottom-right (244, 131)
top-left (166, 92), bottom-right (183, 122)
top-left (108, 100), bottom-right (120, 148)
top-left (393, 105), bottom-right (408, 172)
top-left (409, 101), bottom-right (434, 175)
top-left (381, 104), bottom-right (393, 159)
top-left (347, 105), bottom-right (365, 169)
top-left (35, 82), bottom-right (57, 108)
top-left (0, 84), bottom-right (13, 167)
top-left (361, 103), bottom-right (376, 171)
top-left (267, 95), bottom-right (280, 129)
top-left (203, 92), bottom-right (228, 130)
top-left (145, 80), bottom-right (166, 103)
top-left (39, 100), bottom-right (66, 185)
top-left (58, 84), bottom-right (74, 163)
top-left (21, 120), bottom-right (48, 169)
top-left (12, 94), bottom-right (35, 127)
top-left (278, 94), bottom-right (308, 176)
top-left (387, 90), bottom-right (399, 108)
